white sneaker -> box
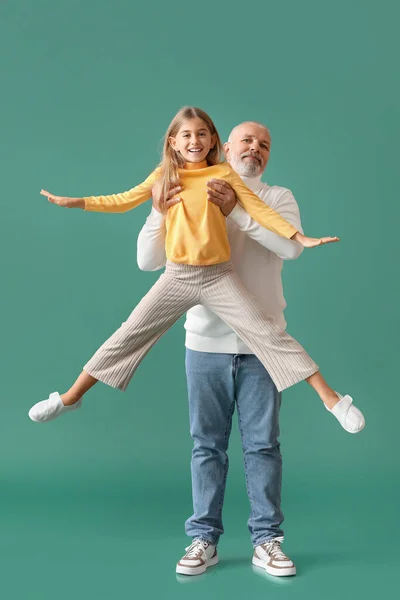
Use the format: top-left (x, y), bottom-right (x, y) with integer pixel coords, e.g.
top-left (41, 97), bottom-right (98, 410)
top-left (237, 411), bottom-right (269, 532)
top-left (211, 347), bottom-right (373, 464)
top-left (176, 540), bottom-right (218, 576)
top-left (252, 538), bottom-right (296, 577)
top-left (29, 392), bottom-right (82, 423)
top-left (326, 393), bottom-right (365, 433)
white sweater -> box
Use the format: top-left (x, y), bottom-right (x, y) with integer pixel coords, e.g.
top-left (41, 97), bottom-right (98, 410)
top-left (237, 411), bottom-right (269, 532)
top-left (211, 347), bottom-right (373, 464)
top-left (136, 174), bottom-right (304, 354)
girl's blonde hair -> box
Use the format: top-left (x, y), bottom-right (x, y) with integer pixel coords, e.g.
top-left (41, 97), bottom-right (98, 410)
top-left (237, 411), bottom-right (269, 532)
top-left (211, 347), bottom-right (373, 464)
top-left (158, 106), bottom-right (223, 212)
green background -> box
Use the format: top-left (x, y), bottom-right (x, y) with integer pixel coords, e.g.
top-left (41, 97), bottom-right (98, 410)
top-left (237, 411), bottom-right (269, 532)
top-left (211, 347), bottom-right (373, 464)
top-left (1, 0), bottom-right (399, 598)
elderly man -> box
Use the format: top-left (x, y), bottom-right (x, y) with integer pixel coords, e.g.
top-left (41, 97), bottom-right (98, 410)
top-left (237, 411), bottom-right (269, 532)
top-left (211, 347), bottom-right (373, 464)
top-left (137, 122), bottom-right (302, 577)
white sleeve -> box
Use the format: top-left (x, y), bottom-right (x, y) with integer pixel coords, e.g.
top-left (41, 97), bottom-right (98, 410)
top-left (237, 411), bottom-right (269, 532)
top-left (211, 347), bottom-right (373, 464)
top-left (136, 207), bottom-right (167, 271)
top-left (227, 190), bottom-right (304, 260)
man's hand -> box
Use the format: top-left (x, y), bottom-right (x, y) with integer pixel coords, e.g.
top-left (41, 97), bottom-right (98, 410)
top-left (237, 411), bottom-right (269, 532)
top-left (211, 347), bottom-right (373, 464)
top-left (207, 179), bottom-right (237, 216)
top-left (152, 181), bottom-right (182, 214)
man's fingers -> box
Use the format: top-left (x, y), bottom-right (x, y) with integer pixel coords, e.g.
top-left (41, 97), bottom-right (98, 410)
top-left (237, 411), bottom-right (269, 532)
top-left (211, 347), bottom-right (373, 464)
top-left (207, 189), bottom-right (221, 198)
top-left (207, 180), bottom-right (229, 194)
top-left (207, 189), bottom-right (221, 199)
top-left (166, 197), bottom-right (181, 208)
top-left (208, 178), bottom-right (229, 187)
top-left (207, 192), bottom-right (223, 206)
top-left (167, 185), bottom-right (182, 200)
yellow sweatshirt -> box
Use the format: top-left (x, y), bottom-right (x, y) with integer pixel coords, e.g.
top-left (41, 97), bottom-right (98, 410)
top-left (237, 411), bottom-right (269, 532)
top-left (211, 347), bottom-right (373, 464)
top-left (84, 161), bottom-right (298, 265)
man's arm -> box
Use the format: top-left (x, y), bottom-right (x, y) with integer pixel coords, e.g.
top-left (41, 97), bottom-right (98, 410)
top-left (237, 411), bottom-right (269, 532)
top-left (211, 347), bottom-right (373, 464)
top-left (136, 208), bottom-right (167, 271)
top-left (207, 180), bottom-right (303, 260)
top-left (136, 182), bottom-right (181, 271)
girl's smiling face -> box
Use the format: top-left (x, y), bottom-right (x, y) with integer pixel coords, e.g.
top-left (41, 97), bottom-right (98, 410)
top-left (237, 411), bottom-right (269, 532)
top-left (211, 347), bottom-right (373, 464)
top-left (169, 117), bottom-right (216, 164)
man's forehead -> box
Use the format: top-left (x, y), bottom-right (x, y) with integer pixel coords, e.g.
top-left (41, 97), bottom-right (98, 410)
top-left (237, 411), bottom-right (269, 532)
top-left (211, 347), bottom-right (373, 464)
top-left (230, 122), bottom-right (270, 141)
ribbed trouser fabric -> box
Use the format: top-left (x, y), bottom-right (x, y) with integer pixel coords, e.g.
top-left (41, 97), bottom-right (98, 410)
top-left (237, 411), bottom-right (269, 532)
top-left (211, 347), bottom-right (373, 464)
top-left (84, 261), bottom-right (318, 392)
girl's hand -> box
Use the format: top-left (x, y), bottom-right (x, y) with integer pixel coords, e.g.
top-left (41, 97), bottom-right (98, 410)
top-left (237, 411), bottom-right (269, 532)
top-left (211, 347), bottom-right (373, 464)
top-left (40, 189), bottom-right (85, 209)
top-left (293, 232), bottom-right (340, 248)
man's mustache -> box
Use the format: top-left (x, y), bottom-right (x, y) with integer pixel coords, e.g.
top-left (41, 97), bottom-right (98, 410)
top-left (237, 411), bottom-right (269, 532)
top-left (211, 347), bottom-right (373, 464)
top-left (241, 152), bottom-right (261, 163)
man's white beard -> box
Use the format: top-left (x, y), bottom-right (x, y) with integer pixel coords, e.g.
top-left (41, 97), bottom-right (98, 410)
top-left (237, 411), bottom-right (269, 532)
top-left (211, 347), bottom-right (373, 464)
top-left (229, 154), bottom-right (262, 177)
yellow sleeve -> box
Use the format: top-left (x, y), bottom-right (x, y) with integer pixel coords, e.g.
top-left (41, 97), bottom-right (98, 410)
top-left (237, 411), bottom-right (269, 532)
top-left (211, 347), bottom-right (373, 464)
top-left (83, 167), bottom-right (161, 213)
top-left (226, 169), bottom-right (298, 239)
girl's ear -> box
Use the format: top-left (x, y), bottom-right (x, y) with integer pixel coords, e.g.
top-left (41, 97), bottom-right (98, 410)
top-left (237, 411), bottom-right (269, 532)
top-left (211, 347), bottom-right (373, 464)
top-left (210, 133), bottom-right (217, 148)
top-left (169, 136), bottom-right (178, 151)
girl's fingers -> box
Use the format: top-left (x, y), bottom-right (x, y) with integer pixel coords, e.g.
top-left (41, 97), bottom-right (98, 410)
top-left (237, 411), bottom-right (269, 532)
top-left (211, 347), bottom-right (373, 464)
top-left (41, 189), bottom-right (56, 201)
top-left (40, 189), bottom-right (59, 203)
top-left (320, 236), bottom-right (340, 244)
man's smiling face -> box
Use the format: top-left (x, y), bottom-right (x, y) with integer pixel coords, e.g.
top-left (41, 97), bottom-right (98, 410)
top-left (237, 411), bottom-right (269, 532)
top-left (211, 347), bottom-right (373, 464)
top-left (224, 122), bottom-right (271, 177)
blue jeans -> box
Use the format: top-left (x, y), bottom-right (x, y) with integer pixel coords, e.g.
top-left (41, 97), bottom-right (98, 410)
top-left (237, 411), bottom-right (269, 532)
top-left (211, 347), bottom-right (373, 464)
top-left (185, 349), bottom-right (284, 547)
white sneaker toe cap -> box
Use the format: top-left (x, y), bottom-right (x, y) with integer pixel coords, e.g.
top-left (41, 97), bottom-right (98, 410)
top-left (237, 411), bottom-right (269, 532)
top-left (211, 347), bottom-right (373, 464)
top-left (328, 394), bottom-right (365, 434)
top-left (343, 403), bottom-right (365, 433)
top-left (28, 392), bottom-right (80, 423)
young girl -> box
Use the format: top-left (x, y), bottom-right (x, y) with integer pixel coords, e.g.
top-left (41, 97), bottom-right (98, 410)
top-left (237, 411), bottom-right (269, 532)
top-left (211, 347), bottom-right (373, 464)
top-left (29, 106), bottom-right (364, 434)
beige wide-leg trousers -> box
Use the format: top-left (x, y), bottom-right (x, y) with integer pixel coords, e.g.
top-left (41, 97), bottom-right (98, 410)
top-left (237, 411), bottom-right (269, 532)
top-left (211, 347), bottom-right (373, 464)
top-left (84, 261), bottom-right (319, 393)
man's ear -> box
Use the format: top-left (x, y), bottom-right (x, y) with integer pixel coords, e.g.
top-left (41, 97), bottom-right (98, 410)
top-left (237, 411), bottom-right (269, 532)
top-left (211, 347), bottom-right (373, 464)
top-left (223, 141), bottom-right (230, 159)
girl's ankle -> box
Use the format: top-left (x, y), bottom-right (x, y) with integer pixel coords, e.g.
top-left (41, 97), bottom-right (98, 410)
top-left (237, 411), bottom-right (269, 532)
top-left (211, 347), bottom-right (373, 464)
top-left (323, 392), bottom-right (339, 409)
top-left (61, 393), bottom-right (81, 406)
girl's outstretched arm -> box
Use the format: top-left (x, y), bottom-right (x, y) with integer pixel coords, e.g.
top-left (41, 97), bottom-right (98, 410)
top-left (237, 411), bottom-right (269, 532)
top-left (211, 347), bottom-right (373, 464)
top-left (40, 168), bottom-right (162, 214)
top-left (226, 168), bottom-right (339, 248)
top-left (292, 232), bottom-right (339, 247)
top-left (40, 190), bottom-right (84, 208)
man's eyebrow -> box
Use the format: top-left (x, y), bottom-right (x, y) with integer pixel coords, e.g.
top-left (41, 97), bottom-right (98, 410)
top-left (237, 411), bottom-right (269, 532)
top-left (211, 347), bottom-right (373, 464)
top-left (241, 134), bottom-right (270, 145)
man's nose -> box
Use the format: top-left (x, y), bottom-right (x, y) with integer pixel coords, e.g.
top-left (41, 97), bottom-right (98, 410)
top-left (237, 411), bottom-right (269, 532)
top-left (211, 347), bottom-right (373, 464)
top-left (250, 141), bottom-right (260, 152)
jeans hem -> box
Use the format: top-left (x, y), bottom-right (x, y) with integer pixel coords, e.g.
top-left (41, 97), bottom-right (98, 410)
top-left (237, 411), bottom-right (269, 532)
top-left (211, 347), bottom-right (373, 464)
top-left (253, 534), bottom-right (284, 548)
top-left (192, 536), bottom-right (219, 547)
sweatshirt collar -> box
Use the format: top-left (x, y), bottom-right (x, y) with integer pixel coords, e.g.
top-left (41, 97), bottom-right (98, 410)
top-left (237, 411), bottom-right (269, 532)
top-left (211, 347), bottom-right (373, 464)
top-left (184, 160), bottom-right (209, 170)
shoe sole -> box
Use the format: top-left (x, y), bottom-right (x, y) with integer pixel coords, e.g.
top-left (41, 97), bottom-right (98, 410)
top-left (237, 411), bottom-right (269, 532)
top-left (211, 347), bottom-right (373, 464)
top-left (176, 555), bottom-right (219, 576)
top-left (29, 414), bottom-right (46, 423)
top-left (252, 556), bottom-right (296, 577)
top-left (28, 411), bottom-right (60, 423)
top-left (345, 422), bottom-right (365, 434)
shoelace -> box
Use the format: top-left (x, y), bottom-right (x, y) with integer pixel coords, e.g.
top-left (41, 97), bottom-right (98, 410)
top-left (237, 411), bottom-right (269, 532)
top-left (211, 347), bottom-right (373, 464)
top-left (185, 540), bottom-right (208, 559)
top-left (263, 538), bottom-right (287, 560)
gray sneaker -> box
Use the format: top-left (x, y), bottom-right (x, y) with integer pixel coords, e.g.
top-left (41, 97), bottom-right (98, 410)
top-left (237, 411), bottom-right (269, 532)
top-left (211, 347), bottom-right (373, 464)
top-left (252, 538), bottom-right (296, 577)
top-left (176, 540), bottom-right (219, 576)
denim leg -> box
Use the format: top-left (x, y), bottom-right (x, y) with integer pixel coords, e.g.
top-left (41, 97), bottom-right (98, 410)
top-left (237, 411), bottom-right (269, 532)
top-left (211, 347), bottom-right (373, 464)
top-left (184, 349), bottom-right (236, 546)
top-left (235, 354), bottom-right (284, 546)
